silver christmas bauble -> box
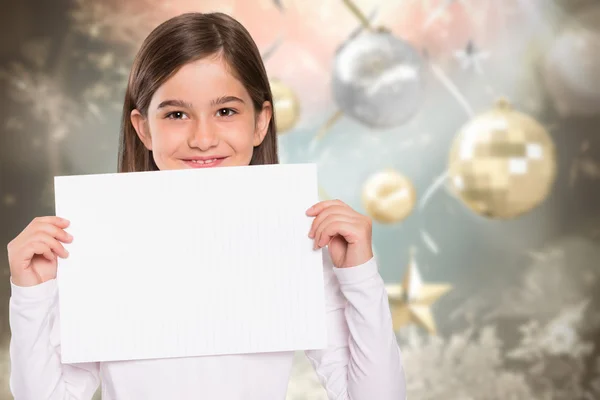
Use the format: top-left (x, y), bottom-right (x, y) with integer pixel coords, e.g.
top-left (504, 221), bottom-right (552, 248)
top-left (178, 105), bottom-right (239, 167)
top-left (543, 6), bottom-right (600, 116)
top-left (332, 31), bottom-right (424, 129)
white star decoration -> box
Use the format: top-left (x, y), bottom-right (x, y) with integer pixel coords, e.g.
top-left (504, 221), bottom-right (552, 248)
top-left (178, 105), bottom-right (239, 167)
top-left (455, 40), bottom-right (490, 75)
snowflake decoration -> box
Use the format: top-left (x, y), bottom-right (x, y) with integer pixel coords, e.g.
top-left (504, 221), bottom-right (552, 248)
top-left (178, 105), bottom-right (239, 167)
top-left (69, 0), bottom-right (236, 50)
top-left (398, 326), bottom-right (536, 399)
top-left (454, 40), bottom-right (490, 74)
top-left (69, 0), bottom-right (160, 48)
top-left (508, 301), bottom-right (593, 361)
top-left (507, 301), bottom-right (600, 399)
top-left (480, 239), bottom-right (600, 322)
top-left (0, 62), bottom-right (78, 143)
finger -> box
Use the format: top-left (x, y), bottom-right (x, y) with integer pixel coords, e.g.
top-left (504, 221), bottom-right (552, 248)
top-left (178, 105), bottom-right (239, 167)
top-left (316, 221), bottom-right (360, 249)
top-left (308, 205), bottom-right (354, 238)
top-left (31, 216), bottom-right (70, 228)
top-left (306, 199), bottom-right (346, 216)
top-left (314, 215), bottom-right (359, 248)
top-left (27, 222), bottom-right (73, 244)
top-left (27, 233), bottom-right (70, 259)
top-left (27, 242), bottom-right (57, 263)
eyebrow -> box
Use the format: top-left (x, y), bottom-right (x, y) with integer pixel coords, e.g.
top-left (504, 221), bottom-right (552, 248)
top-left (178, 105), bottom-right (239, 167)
top-left (157, 99), bottom-right (194, 110)
top-left (210, 96), bottom-right (245, 106)
top-left (156, 96), bottom-right (245, 110)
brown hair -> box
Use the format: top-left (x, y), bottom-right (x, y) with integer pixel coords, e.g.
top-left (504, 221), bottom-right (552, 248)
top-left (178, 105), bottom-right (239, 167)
top-left (118, 12), bottom-right (279, 172)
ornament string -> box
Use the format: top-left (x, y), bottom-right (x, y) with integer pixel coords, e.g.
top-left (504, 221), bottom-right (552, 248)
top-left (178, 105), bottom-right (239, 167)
top-left (341, 0), bottom-right (374, 31)
top-left (418, 63), bottom-right (474, 211)
top-left (261, 36), bottom-right (284, 62)
top-left (314, 110), bottom-right (344, 141)
top-left (414, 63), bottom-right (478, 253)
top-left (261, 0), bottom-right (287, 62)
top-left (430, 64), bottom-right (476, 118)
top-left (310, 1), bottom-right (379, 146)
top-left (423, 0), bottom-right (477, 31)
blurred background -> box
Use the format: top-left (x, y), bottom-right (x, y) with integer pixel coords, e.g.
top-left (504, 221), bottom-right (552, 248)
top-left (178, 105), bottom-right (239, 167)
top-left (2, 0), bottom-right (600, 398)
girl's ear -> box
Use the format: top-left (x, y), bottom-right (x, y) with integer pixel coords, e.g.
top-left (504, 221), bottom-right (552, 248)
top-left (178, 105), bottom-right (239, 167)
top-left (130, 109), bottom-right (152, 150)
top-left (253, 101), bottom-right (272, 146)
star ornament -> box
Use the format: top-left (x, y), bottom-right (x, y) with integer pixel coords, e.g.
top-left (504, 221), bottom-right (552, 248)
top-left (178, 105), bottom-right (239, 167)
top-left (385, 249), bottom-right (452, 335)
top-left (454, 40), bottom-right (490, 74)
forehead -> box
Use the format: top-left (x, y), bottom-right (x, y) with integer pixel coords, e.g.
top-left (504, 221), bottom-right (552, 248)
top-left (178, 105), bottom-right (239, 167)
top-left (151, 57), bottom-right (248, 104)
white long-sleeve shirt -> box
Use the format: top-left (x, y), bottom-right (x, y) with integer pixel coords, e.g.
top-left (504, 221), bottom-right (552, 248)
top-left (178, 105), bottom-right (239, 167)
top-left (9, 251), bottom-right (406, 399)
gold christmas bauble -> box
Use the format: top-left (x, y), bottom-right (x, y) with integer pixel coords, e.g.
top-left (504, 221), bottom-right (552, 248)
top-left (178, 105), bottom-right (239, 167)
top-left (448, 99), bottom-right (557, 219)
top-left (270, 79), bottom-right (300, 134)
top-left (362, 169), bottom-right (416, 224)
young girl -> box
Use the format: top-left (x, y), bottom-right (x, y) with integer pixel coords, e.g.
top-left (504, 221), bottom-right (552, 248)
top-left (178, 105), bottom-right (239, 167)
top-left (7, 12), bottom-right (406, 399)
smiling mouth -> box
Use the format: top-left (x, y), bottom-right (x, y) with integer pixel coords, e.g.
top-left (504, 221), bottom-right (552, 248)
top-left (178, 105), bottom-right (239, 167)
top-left (182, 157), bottom-right (227, 168)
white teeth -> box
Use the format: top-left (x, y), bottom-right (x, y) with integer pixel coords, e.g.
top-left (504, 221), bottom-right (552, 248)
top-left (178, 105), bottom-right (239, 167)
top-left (190, 159), bottom-right (216, 164)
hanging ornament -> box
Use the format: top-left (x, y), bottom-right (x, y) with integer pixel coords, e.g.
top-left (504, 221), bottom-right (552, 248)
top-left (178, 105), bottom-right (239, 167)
top-left (270, 78), bottom-right (301, 134)
top-left (362, 169), bottom-right (416, 224)
top-left (314, 0), bottom-right (425, 141)
top-left (386, 248), bottom-right (452, 335)
top-left (448, 98), bottom-right (557, 220)
top-left (543, 6), bottom-right (600, 117)
top-left (332, 29), bottom-right (425, 128)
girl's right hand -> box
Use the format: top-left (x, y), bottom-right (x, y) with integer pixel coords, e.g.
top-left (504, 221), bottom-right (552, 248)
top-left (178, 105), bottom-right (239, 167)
top-left (7, 217), bottom-right (73, 287)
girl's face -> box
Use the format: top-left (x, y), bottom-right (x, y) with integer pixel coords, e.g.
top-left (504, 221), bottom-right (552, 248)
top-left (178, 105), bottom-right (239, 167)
top-left (131, 55), bottom-right (272, 170)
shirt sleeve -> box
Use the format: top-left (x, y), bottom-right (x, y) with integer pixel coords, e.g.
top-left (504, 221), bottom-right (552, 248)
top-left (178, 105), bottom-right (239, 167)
top-left (304, 250), bottom-right (406, 400)
top-left (9, 278), bottom-right (100, 399)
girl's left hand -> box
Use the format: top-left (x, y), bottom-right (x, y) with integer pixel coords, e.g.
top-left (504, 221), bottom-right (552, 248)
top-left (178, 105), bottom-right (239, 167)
top-left (306, 199), bottom-right (373, 269)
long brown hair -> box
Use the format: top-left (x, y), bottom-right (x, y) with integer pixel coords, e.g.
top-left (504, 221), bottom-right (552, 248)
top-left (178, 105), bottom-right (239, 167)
top-left (118, 12), bottom-right (279, 172)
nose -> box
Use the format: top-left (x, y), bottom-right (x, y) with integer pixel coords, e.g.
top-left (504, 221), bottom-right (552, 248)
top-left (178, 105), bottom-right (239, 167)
top-left (188, 118), bottom-right (219, 151)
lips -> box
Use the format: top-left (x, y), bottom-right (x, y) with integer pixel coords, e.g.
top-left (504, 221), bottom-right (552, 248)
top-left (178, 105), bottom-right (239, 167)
top-left (182, 157), bottom-right (227, 168)
top-left (188, 158), bottom-right (217, 165)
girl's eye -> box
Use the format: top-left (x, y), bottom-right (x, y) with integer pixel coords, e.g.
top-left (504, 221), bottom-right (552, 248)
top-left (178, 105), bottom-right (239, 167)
top-left (217, 108), bottom-right (236, 117)
top-left (166, 111), bottom-right (188, 120)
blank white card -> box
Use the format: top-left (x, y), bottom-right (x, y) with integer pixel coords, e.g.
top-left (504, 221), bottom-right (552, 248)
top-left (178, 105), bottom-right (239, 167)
top-left (54, 163), bottom-right (327, 363)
